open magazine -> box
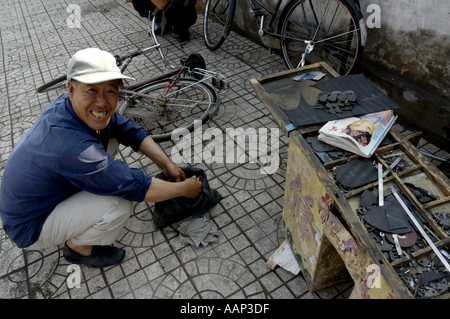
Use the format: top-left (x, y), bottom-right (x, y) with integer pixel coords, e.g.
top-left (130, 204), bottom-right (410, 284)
top-left (318, 110), bottom-right (397, 158)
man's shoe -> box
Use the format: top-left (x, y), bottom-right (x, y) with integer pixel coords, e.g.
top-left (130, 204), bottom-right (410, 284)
top-left (177, 32), bottom-right (190, 45)
top-left (63, 243), bottom-right (125, 268)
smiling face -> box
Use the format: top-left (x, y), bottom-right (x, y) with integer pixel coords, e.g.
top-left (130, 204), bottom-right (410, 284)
top-left (68, 80), bottom-right (120, 131)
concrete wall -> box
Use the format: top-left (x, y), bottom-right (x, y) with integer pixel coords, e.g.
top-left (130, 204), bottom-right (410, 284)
top-left (360, 0), bottom-right (450, 99)
top-left (196, 0), bottom-right (450, 144)
top-left (358, 0), bottom-right (450, 145)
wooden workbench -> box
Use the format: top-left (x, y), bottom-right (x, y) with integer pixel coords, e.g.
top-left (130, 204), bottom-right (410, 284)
top-left (250, 62), bottom-right (450, 299)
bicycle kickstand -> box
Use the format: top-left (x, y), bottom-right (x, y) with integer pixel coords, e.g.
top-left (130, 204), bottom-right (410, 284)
top-left (250, 5), bottom-right (265, 37)
top-left (258, 16), bottom-right (265, 36)
top-left (299, 41), bottom-right (315, 68)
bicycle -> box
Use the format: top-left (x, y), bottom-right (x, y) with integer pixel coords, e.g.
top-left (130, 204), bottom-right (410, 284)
top-left (36, 12), bottom-right (230, 143)
top-left (203, 0), bottom-right (367, 75)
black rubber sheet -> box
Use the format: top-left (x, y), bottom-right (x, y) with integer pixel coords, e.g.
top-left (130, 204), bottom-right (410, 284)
top-left (281, 74), bottom-right (401, 128)
top-left (335, 159), bottom-right (378, 188)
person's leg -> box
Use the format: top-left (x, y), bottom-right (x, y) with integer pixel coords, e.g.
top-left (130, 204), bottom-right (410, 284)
top-left (28, 138), bottom-right (123, 252)
top-left (27, 190), bottom-right (133, 267)
top-left (166, 3), bottom-right (197, 44)
top-left (27, 190), bottom-right (133, 250)
top-left (27, 138), bottom-right (134, 267)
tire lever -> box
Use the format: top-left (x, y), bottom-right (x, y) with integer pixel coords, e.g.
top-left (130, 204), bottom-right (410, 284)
top-left (382, 154), bottom-right (404, 178)
top-left (390, 187), bottom-right (450, 272)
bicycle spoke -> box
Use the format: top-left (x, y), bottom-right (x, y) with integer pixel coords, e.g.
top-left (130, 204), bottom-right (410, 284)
top-left (118, 79), bottom-right (218, 142)
top-left (205, 1), bottom-right (227, 45)
top-left (311, 0), bottom-right (331, 42)
top-left (279, 0), bottom-right (362, 75)
top-left (315, 26), bottom-right (359, 44)
top-left (165, 99), bottom-right (214, 108)
top-left (212, 0), bottom-right (229, 22)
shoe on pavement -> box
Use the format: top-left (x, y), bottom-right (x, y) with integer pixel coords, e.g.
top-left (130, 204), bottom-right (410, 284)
top-left (63, 243), bottom-right (125, 268)
top-left (177, 31), bottom-right (190, 45)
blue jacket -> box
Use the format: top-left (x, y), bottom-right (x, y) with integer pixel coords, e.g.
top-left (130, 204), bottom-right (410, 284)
top-left (0, 93), bottom-right (152, 248)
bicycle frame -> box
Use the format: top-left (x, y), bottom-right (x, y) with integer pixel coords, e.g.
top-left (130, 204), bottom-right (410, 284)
top-left (238, 0), bottom-right (367, 71)
top-left (249, 0), bottom-right (311, 43)
top-left (117, 11), bottom-right (229, 97)
top-left (250, 0), bottom-right (356, 44)
top-left (249, 0), bottom-right (283, 33)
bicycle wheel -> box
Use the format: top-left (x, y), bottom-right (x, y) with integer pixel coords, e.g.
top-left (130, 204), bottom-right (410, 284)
top-left (36, 75), bottom-right (67, 93)
top-left (278, 0), bottom-right (364, 75)
top-left (117, 78), bottom-right (220, 143)
top-left (203, 0), bottom-right (236, 50)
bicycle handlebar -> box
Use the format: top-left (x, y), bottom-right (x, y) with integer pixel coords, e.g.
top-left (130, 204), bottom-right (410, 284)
top-left (115, 8), bottom-right (172, 73)
top-left (115, 9), bottom-right (229, 91)
top-left (117, 42), bottom-right (161, 67)
top-left (119, 49), bottom-right (142, 62)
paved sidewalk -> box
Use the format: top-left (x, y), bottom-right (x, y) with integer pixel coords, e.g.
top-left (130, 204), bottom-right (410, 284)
top-left (0, 0), bottom-right (448, 299)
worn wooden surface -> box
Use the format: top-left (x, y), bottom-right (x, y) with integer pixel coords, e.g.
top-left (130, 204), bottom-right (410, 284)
top-left (283, 132), bottom-right (403, 298)
top-left (252, 62), bottom-right (450, 299)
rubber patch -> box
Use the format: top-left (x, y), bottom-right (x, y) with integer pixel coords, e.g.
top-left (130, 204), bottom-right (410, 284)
top-left (281, 74), bottom-right (401, 128)
top-left (335, 159), bottom-right (378, 188)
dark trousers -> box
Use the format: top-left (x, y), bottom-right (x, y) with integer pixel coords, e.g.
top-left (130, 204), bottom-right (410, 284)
top-left (132, 0), bottom-right (197, 36)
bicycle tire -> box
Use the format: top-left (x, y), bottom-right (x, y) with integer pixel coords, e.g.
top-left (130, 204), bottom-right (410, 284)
top-left (278, 0), bottom-right (364, 75)
top-left (117, 78), bottom-right (220, 143)
top-left (36, 75), bottom-right (68, 93)
top-left (203, 0), bottom-right (236, 50)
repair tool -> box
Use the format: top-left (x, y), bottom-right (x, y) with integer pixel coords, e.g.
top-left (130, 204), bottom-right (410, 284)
top-left (379, 164), bottom-right (404, 256)
top-left (378, 163), bottom-right (384, 207)
top-left (390, 187), bottom-right (450, 272)
top-left (382, 154), bottom-right (404, 178)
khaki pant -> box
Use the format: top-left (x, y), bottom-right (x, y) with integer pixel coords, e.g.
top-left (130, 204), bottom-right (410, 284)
top-left (27, 139), bottom-right (133, 250)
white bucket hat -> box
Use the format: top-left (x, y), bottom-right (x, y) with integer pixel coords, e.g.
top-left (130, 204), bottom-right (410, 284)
top-left (67, 48), bottom-right (135, 84)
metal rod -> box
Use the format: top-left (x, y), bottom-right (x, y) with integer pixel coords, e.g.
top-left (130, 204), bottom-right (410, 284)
top-left (420, 151), bottom-right (448, 163)
top-left (382, 154), bottom-right (404, 178)
top-left (390, 187), bottom-right (450, 272)
top-left (378, 163), bottom-right (384, 206)
top-left (120, 89), bottom-right (156, 101)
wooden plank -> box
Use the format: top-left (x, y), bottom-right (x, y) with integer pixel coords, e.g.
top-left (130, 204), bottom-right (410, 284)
top-left (390, 129), bottom-right (450, 196)
top-left (390, 238), bottom-right (450, 268)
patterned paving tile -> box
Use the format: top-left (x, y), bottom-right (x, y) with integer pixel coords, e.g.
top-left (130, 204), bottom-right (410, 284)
top-left (0, 0), bottom-right (445, 300)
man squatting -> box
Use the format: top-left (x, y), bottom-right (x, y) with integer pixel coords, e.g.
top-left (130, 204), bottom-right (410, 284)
top-left (0, 48), bottom-right (202, 268)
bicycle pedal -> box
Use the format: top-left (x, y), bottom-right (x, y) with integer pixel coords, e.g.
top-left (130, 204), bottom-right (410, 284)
top-left (250, 7), bottom-right (264, 17)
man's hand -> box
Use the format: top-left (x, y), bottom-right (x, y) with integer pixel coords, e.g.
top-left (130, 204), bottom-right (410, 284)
top-left (184, 176), bottom-right (203, 198)
top-left (161, 161), bottom-right (186, 182)
top-left (138, 136), bottom-right (202, 202)
top-left (144, 176), bottom-right (202, 202)
top-left (138, 136), bottom-right (186, 182)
